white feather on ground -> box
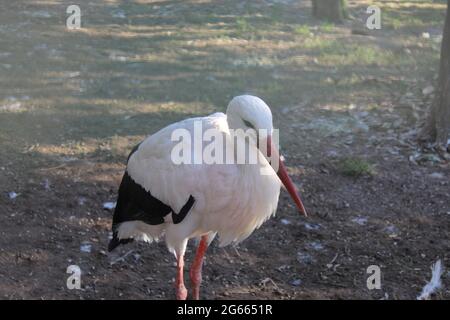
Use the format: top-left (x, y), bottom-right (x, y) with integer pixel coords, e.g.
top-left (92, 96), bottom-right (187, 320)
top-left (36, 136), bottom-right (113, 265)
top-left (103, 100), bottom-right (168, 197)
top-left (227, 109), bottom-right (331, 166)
top-left (417, 259), bottom-right (444, 300)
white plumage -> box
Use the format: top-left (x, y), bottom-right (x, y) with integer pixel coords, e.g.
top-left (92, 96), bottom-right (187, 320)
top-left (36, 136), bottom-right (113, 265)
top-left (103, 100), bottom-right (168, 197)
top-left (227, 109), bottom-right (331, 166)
top-left (110, 95), bottom-right (307, 300)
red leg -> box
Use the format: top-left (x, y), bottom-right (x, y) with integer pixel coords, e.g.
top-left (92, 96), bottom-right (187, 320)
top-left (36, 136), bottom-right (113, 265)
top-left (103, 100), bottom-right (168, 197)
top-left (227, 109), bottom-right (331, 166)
top-left (189, 235), bottom-right (209, 300)
top-left (175, 254), bottom-right (187, 300)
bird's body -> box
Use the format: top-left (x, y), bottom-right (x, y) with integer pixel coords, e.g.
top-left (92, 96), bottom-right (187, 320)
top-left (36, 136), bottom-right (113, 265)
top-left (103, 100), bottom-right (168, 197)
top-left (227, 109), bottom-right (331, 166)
top-left (109, 95), bottom-right (307, 300)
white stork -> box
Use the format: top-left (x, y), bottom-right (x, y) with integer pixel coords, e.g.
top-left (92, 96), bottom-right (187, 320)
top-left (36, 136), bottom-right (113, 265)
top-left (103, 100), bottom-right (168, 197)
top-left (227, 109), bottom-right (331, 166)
top-left (108, 95), bottom-right (307, 300)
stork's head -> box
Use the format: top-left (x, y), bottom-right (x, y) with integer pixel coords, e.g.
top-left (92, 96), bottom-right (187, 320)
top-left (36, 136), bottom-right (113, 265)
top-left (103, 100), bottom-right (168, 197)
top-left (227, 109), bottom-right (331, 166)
top-left (227, 95), bottom-right (274, 136)
top-left (226, 95), bottom-right (307, 217)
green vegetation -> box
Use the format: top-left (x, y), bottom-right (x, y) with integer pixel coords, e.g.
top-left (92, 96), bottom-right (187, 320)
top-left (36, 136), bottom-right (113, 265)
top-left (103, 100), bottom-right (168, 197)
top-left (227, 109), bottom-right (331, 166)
top-left (320, 22), bottom-right (335, 33)
top-left (338, 158), bottom-right (375, 177)
top-left (293, 25), bottom-right (311, 36)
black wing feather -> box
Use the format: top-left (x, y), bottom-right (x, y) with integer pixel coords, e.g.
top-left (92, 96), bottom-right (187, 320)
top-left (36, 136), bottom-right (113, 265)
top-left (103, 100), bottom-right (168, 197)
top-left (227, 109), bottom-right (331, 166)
top-left (108, 143), bottom-right (195, 251)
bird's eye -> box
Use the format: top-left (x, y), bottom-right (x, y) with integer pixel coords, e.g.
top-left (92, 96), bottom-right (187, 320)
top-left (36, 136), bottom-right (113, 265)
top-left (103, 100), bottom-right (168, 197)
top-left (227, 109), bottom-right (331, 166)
top-left (243, 119), bottom-right (255, 129)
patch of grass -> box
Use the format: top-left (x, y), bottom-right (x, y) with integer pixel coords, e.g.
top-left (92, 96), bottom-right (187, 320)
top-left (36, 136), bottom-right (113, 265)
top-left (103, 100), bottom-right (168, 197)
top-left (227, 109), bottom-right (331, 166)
top-left (383, 11), bottom-right (424, 30)
top-left (338, 157), bottom-right (375, 177)
top-left (319, 44), bottom-right (395, 66)
top-left (351, 46), bottom-right (382, 64)
top-left (302, 37), bottom-right (338, 51)
top-left (293, 24), bottom-right (311, 36)
top-left (337, 73), bottom-right (361, 86)
top-left (235, 17), bottom-right (253, 36)
top-left (320, 22), bottom-right (335, 33)
top-left (382, 5), bottom-right (446, 30)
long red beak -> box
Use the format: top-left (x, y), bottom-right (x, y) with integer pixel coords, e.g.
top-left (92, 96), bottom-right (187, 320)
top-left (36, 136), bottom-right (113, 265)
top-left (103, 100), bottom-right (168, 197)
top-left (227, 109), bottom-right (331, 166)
top-left (267, 136), bottom-right (308, 217)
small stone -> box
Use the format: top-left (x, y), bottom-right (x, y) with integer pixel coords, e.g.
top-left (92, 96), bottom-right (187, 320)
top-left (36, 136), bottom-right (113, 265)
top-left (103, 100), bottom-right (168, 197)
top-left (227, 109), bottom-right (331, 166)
top-left (384, 225), bottom-right (399, 236)
top-left (352, 216), bottom-right (368, 226)
top-left (8, 192), bottom-right (18, 199)
top-left (103, 202), bottom-right (116, 210)
top-left (308, 241), bottom-right (324, 251)
top-left (43, 179), bottom-right (50, 191)
top-left (80, 243), bottom-right (92, 253)
top-left (429, 172), bottom-right (444, 179)
top-left (297, 252), bottom-right (314, 264)
top-left (291, 279), bottom-right (302, 287)
top-left (304, 223), bottom-right (320, 231)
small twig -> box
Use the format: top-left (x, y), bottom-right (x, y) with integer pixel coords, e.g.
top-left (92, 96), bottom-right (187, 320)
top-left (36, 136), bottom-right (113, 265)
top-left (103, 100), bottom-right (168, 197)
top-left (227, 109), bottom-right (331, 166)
top-left (329, 253), bottom-right (339, 265)
top-left (37, 164), bottom-right (67, 171)
top-left (233, 246), bottom-right (242, 258)
top-left (317, 281), bottom-right (347, 288)
top-left (222, 248), bottom-right (233, 263)
top-left (260, 277), bottom-right (280, 291)
top-left (110, 250), bottom-right (134, 266)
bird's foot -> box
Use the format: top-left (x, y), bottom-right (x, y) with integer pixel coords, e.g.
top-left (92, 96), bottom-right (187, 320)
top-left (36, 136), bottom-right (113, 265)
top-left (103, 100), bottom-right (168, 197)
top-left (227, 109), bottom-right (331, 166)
top-left (176, 284), bottom-right (188, 300)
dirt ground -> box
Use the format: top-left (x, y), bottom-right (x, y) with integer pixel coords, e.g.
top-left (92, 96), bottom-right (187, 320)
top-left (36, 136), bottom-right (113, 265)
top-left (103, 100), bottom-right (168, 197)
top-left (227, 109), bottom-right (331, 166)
top-left (0, 0), bottom-right (449, 300)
